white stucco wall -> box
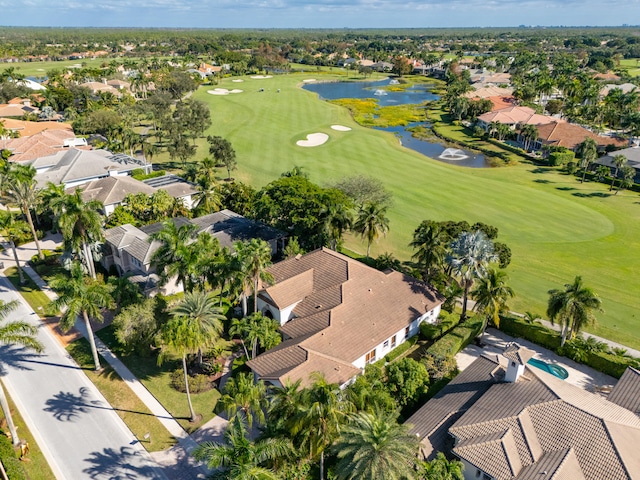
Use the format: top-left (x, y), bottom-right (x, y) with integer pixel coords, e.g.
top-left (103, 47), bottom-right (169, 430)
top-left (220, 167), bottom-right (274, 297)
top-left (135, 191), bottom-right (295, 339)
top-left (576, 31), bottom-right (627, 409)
top-left (257, 293), bottom-right (300, 326)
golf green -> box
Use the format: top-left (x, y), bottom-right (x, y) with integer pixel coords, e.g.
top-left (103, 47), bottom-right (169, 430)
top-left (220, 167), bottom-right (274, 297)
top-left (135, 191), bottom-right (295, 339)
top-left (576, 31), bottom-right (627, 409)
top-left (192, 73), bottom-right (640, 350)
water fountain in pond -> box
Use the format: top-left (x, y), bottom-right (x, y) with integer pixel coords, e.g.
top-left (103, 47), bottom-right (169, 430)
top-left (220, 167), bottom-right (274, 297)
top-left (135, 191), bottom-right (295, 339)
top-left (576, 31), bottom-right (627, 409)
top-left (373, 89), bottom-right (388, 96)
top-left (389, 78), bottom-right (399, 85)
top-left (439, 148), bottom-right (469, 160)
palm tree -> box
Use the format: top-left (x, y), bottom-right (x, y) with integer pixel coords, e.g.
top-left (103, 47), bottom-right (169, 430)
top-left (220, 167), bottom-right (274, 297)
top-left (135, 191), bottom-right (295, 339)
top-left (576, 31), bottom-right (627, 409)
top-left (447, 231), bottom-right (498, 320)
top-left (50, 262), bottom-right (115, 370)
top-left (108, 274), bottom-right (142, 313)
top-left (0, 210), bottom-right (30, 284)
top-left (472, 268), bottom-right (514, 333)
top-left (410, 220), bottom-right (447, 282)
top-left (420, 452), bottom-right (464, 480)
top-left (235, 239), bottom-right (274, 314)
top-left (332, 410), bottom-right (419, 480)
top-left (577, 137), bottom-right (598, 183)
top-left (217, 372), bottom-right (268, 429)
top-left (617, 165), bottom-right (636, 194)
top-left (292, 373), bottom-right (354, 480)
top-left (230, 312), bottom-right (281, 359)
top-left (322, 202), bottom-right (353, 251)
top-left (547, 275), bottom-right (603, 347)
top-left (192, 415), bottom-right (291, 480)
top-left (150, 220), bottom-right (198, 292)
top-left (519, 124), bottom-right (539, 151)
top-left (267, 378), bottom-right (303, 434)
top-left (3, 173), bottom-right (44, 260)
top-left (39, 182), bottom-right (66, 230)
top-left (610, 154), bottom-right (627, 191)
top-left (354, 202), bottom-right (389, 259)
top-left (57, 190), bottom-right (104, 279)
top-left (193, 177), bottom-right (222, 216)
top-left (170, 291), bottom-right (225, 364)
top-left (0, 299), bottom-right (44, 446)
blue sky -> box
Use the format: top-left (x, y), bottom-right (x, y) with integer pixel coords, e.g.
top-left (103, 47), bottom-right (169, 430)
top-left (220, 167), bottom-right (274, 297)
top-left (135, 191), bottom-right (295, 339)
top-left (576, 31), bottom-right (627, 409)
top-left (1, 0), bottom-right (639, 28)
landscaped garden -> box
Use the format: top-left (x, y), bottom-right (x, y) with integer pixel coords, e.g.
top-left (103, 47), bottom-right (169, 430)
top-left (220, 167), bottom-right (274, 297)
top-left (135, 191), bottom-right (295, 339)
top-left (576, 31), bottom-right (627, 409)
top-left (155, 71), bottom-right (640, 350)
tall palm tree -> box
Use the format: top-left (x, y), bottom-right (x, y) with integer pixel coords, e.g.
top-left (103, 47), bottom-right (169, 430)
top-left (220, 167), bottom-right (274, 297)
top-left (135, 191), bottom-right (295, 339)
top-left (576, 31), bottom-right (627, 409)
top-left (3, 173), bottom-right (44, 260)
top-left (472, 268), bottom-right (514, 332)
top-left (547, 275), bottom-right (602, 347)
top-left (332, 410), bottom-right (419, 480)
top-left (193, 177), bottom-right (222, 216)
top-left (57, 190), bottom-right (104, 279)
top-left (108, 274), bottom-right (142, 313)
top-left (519, 124), bottom-right (539, 151)
top-left (230, 312), bottom-right (281, 360)
top-left (150, 221), bottom-right (198, 293)
top-left (39, 182), bottom-right (66, 230)
top-left (217, 372), bottom-right (268, 429)
top-left (235, 239), bottom-right (274, 314)
top-left (420, 452), bottom-right (464, 480)
top-left (577, 137), bottom-right (598, 183)
top-left (354, 202), bottom-right (389, 259)
top-left (0, 299), bottom-right (44, 446)
top-left (447, 231), bottom-right (498, 320)
top-left (50, 262), bottom-right (115, 370)
top-left (322, 203), bottom-right (353, 251)
top-left (410, 220), bottom-right (447, 282)
top-left (170, 291), bottom-right (225, 364)
top-left (192, 415), bottom-right (291, 480)
top-left (610, 154), bottom-right (627, 191)
top-left (0, 210), bottom-right (30, 284)
top-left (292, 373), bottom-right (354, 480)
top-left (267, 378), bottom-right (303, 434)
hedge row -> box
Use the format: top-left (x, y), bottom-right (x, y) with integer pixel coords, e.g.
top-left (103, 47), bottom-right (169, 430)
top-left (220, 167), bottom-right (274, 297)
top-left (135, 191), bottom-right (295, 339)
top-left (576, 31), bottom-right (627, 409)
top-left (427, 315), bottom-right (484, 358)
top-left (420, 311), bottom-right (461, 340)
top-left (0, 433), bottom-right (26, 480)
top-left (384, 335), bottom-right (418, 363)
top-left (498, 316), bottom-right (637, 379)
top-left (485, 138), bottom-right (532, 159)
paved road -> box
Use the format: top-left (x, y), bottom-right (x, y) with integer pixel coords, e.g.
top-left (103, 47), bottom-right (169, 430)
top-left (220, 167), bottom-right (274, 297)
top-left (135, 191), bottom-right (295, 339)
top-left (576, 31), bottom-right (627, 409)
top-left (0, 275), bottom-right (167, 480)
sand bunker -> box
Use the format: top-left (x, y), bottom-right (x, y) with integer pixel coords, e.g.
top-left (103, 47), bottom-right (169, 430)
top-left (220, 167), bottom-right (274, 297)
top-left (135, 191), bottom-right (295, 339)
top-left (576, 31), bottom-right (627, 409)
top-left (331, 125), bottom-right (351, 131)
top-left (207, 88), bottom-right (243, 95)
top-left (303, 79), bottom-right (316, 83)
top-left (297, 133), bottom-right (329, 147)
top-left (250, 75), bottom-right (273, 79)
top-left (232, 79), bottom-right (244, 83)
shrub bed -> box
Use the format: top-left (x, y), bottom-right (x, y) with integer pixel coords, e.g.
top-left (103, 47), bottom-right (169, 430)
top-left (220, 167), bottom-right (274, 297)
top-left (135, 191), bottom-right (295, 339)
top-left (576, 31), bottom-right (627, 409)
top-left (384, 336), bottom-right (418, 363)
top-left (0, 433), bottom-right (26, 480)
top-left (170, 370), bottom-right (214, 394)
top-left (426, 315), bottom-right (484, 358)
top-left (420, 311), bottom-right (461, 341)
top-left (131, 169), bottom-right (166, 181)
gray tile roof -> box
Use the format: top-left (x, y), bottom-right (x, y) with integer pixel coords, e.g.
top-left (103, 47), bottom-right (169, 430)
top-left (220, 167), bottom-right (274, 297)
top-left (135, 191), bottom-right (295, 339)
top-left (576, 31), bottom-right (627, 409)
top-left (67, 175), bottom-right (156, 206)
top-left (608, 367), bottom-right (640, 416)
top-left (503, 343), bottom-right (536, 365)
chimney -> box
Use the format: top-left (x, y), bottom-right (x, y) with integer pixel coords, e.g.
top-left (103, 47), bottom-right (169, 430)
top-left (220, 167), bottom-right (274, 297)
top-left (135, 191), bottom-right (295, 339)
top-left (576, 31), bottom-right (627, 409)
top-left (502, 343), bottom-right (535, 383)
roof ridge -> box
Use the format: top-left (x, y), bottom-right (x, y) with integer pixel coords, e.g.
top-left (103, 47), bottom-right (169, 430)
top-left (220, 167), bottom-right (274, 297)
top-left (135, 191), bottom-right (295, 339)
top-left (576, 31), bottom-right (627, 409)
top-left (602, 420), bottom-right (637, 479)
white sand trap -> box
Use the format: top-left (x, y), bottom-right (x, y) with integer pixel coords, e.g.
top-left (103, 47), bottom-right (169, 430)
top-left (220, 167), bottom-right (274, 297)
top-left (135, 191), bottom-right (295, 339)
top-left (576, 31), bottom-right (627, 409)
top-left (331, 125), bottom-right (351, 131)
top-left (230, 89), bottom-right (243, 94)
top-left (208, 88), bottom-right (230, 95)
top-left (297, 133), bottom-right (329, 147)
top-left (250, 75), bottom-right (273, 79)
top-left (303, 79), bottom-right (316, 83)
top-left (232, 79), bottom-right (244, 83)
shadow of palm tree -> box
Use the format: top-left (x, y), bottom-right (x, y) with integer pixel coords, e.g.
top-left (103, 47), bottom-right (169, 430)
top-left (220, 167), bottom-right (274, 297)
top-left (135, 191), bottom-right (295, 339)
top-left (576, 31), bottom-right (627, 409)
top-left (83, 446), bottom-right (164, 480)
top-left (44, 387), bottom-right (174, 422)
top-left (0, 344), bottom-right (40, 375)
top-left (572, 192), bottom-right (612, 198)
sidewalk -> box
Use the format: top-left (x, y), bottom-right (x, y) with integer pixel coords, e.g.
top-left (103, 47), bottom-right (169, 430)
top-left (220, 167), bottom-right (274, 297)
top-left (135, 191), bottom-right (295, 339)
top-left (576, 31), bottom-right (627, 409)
top-left (3, 238), bottom-right (227, 480)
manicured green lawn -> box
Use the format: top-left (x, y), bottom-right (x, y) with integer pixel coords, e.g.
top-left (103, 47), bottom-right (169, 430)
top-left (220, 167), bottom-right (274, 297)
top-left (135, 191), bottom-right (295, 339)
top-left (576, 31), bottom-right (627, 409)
top-left (183, 72), bottom-right (640, 350)
top-left (96, 326), bottom-right (220, 433)
top-left (4, 266), bottom-right (54, 315)
top-left (0, 57), bottom-right (147, 78)
top-left (618, 58), bottom-right (640, 77)
top-left (66, 339), bottom-right (176, 452)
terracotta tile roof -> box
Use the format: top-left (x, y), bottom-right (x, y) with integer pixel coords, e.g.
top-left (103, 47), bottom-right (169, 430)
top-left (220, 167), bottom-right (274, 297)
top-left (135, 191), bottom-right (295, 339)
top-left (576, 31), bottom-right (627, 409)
top-left (0, 103), bottom-right (39, 117)
top-left (5, 128), bottom-right (76, 162)
top-left (607, 367), bottom-right (640, 415)
top-left (478, 106), bottom-right (560, 127)
top-left (465, 86), bottom-right (513, 98)
top-left (249, 248), bottom-right (444, 387)
top-left (594, 72), bottom-right (621, 81)
top-left (535, 122), bottom-right (627, 150)
top-left (1, 118), bottom-right (72, 138)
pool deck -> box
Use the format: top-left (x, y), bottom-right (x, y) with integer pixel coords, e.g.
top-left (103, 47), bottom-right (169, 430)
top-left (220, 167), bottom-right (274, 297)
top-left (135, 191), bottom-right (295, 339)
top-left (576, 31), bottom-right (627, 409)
top-left (456, 328), bottom-right (617, 395)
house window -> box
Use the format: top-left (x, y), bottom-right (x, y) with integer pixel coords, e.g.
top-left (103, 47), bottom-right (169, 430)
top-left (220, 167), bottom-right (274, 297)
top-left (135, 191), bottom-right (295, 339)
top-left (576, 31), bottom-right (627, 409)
top-left (365, 349), bottom-right (376, 364)
top-left (405, 326), bottom-right (410, 338)
top-left (383, 340), bottom-right (389, 348)
top-left (483, 474), bottom-right (492, 480)
top-left (475, 470), bottom-right (481, 478)
top-left (511, 361), bottom-right (516, 367)
top-left (391, 335), bottom-right (397, 348)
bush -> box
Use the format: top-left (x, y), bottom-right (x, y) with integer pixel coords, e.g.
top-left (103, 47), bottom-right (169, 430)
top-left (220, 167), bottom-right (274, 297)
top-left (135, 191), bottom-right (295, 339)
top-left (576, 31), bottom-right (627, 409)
top-left (170, 369), bottom-right (213, 394)
top-left (0, 433), bottom-right (26, 480)
top-left (420, 311), bottom-right (460, 341)
top-left (499, 316), bottom-right (562, 351)
top-left (131, 169), bottom-right (166, 181)
top-left (384, 336), bottom-right (418, 363)
top-left (548, 150), bottom-right (575, 166)
top-left (585, 351), bottom-right (635, 378)
top-left (422, 353), bottom-right (458, 381)
top-left (427, 315), bottom-right (484, 357)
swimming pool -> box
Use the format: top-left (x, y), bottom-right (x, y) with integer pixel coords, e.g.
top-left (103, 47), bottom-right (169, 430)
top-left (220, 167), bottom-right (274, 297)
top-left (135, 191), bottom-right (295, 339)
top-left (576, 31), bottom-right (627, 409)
top-left (527, 358), bottom-right (569, 380)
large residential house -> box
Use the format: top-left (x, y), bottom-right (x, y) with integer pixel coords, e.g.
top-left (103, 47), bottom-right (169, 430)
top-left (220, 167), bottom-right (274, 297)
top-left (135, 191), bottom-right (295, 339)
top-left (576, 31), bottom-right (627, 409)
top-left (406, 343), bottom-right (640, 480)
top-left (101, 210), bottom-right (286, 295)
top-left (3, 126), bottom-right (87, 162)
top-left (67, 174), bottom-right (197, 216)
top-left (477, 106), bottom-right (560, 130)
top-left (247, 248), bottom-right (444, 388)
top-left (31, 148), bottom-right (150, 188)
top-left (521, 121), bottom-right (627, 152)
top-left (596, 146), bottom-right (640, 182)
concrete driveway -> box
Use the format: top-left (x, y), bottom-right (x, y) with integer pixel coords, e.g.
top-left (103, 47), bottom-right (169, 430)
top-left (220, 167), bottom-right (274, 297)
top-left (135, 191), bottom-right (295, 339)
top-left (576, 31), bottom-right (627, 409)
top-left (0, 275), bottom-right (167, 480)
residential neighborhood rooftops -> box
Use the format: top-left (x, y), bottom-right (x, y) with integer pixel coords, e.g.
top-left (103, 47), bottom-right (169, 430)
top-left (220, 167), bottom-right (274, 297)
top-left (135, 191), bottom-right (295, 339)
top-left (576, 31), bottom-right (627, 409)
top-left (3, 127), bottom-right (77, 162)
top-left (67, 175), bottom-right (157, 206)
top-left (1, 118), bottom-right (72, 138)
top-left (535, 121), bottom-right (627, 150)
top-left (478, 106), bottom-right (561, 127)
top-left (406, 346), bottom-right (640, 480)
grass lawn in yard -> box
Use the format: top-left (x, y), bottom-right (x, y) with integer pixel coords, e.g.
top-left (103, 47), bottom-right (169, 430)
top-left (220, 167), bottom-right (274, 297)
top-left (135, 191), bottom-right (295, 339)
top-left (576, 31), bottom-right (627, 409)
top-left (96, 325), bottom-right (220, 433)
top-left (4, 266), bottom-right (54, 314)
top-left (0, 388), bottom-right (55, 480)
top-left (66, 338), bottom-right (176, 452)
top-left (179, 71), bottom-right (640, 350)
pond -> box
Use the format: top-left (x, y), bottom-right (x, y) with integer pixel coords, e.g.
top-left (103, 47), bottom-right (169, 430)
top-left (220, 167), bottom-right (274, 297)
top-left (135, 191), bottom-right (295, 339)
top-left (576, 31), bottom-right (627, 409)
top-left (303, 78), bottom-right (491, 168)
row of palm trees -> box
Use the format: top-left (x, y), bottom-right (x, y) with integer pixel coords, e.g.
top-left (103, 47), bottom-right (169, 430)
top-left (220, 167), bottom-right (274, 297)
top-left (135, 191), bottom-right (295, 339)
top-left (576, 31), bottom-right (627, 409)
top-left (196, 372), bottom-right (464, 480)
